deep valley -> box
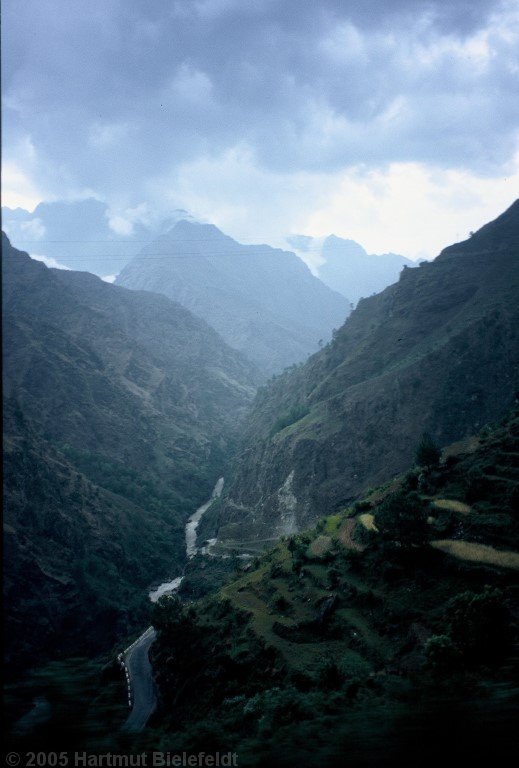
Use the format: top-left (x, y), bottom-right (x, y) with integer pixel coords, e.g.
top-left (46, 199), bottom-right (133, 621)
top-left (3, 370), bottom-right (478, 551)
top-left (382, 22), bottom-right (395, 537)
top-left (3, 202), bottom-right (519, 766)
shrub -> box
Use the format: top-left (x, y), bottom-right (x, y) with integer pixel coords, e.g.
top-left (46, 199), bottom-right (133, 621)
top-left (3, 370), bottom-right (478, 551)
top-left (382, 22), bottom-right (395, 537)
top-left (415, 433), bottom-right (441, 468)
top-left (328, 567), bottom-right (341, 588)
top-left (269, 405), bottom-right (310, 437)
top-left (445, 587), bottom-right (511, 664)
top-left (375, 492), bottom-right (429, 549)
top-left (273, 594), bottom-right (290, 612)
top-left (315, 658), bottom-right (344, 690)
top-left (402, 471), bottom-right (419, 491)
top-left (287, 536), bottom-right (308, 573)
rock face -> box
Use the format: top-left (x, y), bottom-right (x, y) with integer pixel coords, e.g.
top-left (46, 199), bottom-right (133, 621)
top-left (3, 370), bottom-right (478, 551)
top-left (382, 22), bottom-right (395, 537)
top-left (215, 201), bottom-right (519, 548)
top-left (116, 220), bottom-right (351, 375)
top-left (2, 233), bottom-right (258, 672)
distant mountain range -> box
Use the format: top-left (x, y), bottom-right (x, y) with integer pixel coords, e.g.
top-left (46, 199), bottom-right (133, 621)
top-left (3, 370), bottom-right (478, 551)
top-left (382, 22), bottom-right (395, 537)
top-left (116, 221), bottom-right (351, 375)
top-left (1, 198), bottom-right (194, 276)
top-left (212, 200), bottom-right (519, 548)
top-left (288, 233), bottom-right (416, 304)
top-left (2, 232), bottom-right (258, 672)
top-left (3, 201), bottom-right (417, 376)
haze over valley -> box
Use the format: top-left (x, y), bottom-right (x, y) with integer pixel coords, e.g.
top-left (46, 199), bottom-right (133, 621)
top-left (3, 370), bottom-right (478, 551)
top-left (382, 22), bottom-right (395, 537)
top-left (2, 0), bottom-right (519, 764)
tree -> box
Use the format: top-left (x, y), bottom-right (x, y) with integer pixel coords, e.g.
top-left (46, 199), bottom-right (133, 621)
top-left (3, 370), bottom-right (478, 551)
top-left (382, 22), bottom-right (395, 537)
top-left (445, 587), bottom-right (511, 664)
top-left (152, 595), bottom-right (201, 656)
top-left (287, 536), bottom-right (308, 573)
top-left (328, 567), bottom-right (340, 588)
top-left (415, 432), bottom-right (441, 467)
top-left (375, 491), bottom-right (429, 549)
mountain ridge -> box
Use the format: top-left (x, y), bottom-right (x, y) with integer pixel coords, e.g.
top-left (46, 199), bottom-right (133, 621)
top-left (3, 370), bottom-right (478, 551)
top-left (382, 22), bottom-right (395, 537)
top-left (2, 232), bottom-right (258, 671)
top-left (210, 201), bottom-right (519, 549)
top-left (1, 199), bottom-right (197, 276)
top-left (116, 220), bottom-right (351, 375)
top-left (288, 232), bottom-right (415, 304)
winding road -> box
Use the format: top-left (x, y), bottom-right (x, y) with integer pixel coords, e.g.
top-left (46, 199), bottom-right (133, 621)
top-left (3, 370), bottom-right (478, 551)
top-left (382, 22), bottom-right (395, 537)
top-left (120, 478), bottom-right (224, 732)
top-left (121, 627), bottom-right (157, 732)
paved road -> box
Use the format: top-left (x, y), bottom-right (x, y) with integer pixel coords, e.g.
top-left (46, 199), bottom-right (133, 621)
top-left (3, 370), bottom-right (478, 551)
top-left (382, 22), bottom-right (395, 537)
top-left (122, 627), bottom-right (157, 732)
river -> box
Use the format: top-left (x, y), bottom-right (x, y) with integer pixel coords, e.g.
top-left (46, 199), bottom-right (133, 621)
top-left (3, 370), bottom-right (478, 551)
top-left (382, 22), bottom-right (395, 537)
top-left (148, 476), bottom-right (224, 603)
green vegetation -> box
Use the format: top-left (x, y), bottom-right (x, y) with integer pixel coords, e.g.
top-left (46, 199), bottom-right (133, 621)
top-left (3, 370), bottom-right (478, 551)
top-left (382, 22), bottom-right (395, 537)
top-left (143, 409), bottom-right (518, 765)
top-left (2, 238), bottom-right (257, 675)
top-left (3, 207), bottom-right (519, 763)
top-left (444, 586), bottom-right (511, 664)
top-left (178, 554), bottom-right (243, 600)
top-left (374, 491), bottom-right (429, 549)
top-left (58, 443), bottom-right (209, 523)
top-left (415, 432), bottom-right (441, 468)
top-left (4, 656), bottom-right (129, 753)
top-left (4, 388), bottom-right (518, 764)
top-left (216, 204), bottom-right (519, 547)
top-left (269, 405), bottom-right (310, 437)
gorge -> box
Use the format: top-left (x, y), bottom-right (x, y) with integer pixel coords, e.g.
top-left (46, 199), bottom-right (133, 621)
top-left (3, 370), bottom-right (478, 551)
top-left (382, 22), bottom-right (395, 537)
top-left (3, 202), bottom-right (519, 765)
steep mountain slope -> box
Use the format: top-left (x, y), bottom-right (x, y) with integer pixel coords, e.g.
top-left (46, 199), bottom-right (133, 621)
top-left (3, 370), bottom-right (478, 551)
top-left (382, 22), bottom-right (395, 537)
top-left (3, 399), bottom-right (171, 675)
top-left (6, 411), bottom-right (517, 757)
top-left (148, 410), bottom-right (518, 767)
top-left (213, 201), bottom-right (519, 548)
top-left (2, 233), bottom-right (258, 671)
top-left (116, 221), bottom-right (351, 375)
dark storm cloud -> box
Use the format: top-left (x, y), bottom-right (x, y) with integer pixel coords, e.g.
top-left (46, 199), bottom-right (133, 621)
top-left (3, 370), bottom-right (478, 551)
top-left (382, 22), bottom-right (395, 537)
top-left (3, 0), bottom-right (518, 203)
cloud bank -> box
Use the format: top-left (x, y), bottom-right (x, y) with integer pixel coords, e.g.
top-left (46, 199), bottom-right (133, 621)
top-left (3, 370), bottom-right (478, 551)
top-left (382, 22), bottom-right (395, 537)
top-left (3, 0), bottom-right (518, 258)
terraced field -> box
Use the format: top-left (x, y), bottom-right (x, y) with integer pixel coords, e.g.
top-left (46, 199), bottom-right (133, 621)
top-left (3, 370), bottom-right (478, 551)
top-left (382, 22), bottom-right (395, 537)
top-left (149, 408), bottom-right (518, 765)
top-left (431, 540), bottom-right (519, 570)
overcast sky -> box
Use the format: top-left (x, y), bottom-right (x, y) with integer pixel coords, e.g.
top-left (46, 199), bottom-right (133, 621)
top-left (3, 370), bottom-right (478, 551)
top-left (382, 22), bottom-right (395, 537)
top-left (2, 0), bottom-right (519, 260)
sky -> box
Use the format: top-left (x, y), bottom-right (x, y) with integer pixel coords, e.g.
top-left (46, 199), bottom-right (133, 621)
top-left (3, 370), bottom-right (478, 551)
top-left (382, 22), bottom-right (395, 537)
top-left (2, 0), bottom-right (519, 262)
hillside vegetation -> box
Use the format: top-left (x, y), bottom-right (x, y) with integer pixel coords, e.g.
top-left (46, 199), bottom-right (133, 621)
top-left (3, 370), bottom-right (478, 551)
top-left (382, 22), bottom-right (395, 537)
top-left (213, 201), bottom-right (519, 548)
top-left (147, 408), bottom-right (518, 766)
top-left (2, 233), bottom-right (258, 672)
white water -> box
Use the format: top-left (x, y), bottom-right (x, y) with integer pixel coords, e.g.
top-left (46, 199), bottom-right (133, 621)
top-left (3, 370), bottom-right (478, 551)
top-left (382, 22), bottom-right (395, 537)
top-left (148, 576), bottom-right (184, 603)
top-left (186, 476), bottom-right (224, 558)
top-left (148, 477), bottom-right (224, 602)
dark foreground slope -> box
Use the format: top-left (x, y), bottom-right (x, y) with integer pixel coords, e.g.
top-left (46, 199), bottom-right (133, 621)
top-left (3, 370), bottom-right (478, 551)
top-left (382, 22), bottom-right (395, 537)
top-left (116, 220), bottom-right (350, 375)
top-left (147, 409), bottom-right (518, 767)
top-left (213, 201), bottom-right (519, 548)
top-left (2, 233), bottom-right (257, 672)
top-left (3, 400), bottom-right (166, 673)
